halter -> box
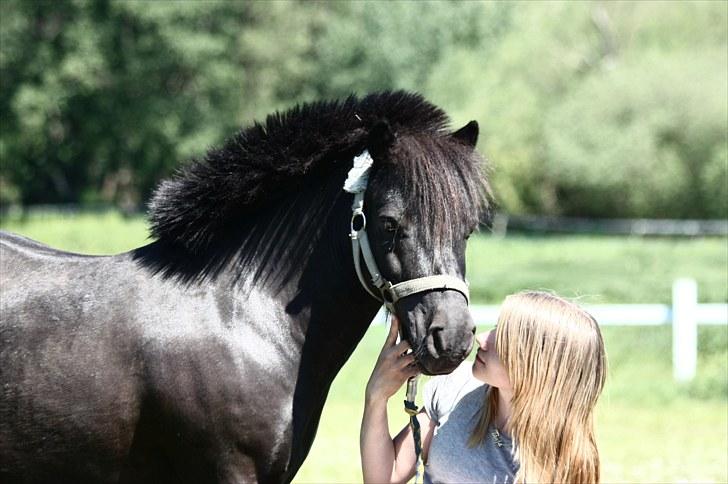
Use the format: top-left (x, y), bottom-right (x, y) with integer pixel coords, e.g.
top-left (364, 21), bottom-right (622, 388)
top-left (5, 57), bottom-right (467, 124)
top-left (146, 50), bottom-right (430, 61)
top-left (344, 150), bottom-right (470, 482)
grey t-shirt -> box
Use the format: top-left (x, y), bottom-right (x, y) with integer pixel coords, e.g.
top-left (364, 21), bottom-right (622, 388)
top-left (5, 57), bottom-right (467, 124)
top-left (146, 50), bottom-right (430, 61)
top-left (422, 362), bottom-right (518, 484)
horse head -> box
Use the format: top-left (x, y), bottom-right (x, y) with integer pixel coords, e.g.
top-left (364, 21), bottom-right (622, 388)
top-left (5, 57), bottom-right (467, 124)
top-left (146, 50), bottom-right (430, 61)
top-left (143, 89), bottom-right (490, 375)
top-left (357, 119), bottom-right (488, 376)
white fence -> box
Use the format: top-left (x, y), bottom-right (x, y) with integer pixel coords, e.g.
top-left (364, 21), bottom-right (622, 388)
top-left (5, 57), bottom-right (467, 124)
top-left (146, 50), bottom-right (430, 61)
top-left (490, 213), bottom-right (728, 236)
top-left (373, 279), bottom-right (727, 382)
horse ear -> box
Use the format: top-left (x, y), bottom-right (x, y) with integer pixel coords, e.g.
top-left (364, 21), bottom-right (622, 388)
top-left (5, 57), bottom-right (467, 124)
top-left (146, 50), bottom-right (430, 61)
top-left (367, 120), bottom-right (395, 160)
top-left (451, 120), bottom-right (479, 148)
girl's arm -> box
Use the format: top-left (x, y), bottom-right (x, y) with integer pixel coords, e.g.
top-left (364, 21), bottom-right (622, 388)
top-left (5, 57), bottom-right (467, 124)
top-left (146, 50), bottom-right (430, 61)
top-left (389, 408), bottom-right (436, 482)
top-left (360, 318), bottom-right (431, 483)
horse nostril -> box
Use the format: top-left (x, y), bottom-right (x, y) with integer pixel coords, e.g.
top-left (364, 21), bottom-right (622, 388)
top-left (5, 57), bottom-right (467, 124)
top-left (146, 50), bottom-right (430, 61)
top-left (429, 327), bottom-right (475, 361)
top-left (431, 327), bottom-right (448, 355)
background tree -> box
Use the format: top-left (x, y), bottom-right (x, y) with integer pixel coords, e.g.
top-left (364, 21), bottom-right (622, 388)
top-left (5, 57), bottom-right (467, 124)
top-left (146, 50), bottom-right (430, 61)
top-left (1, 0), bottom-right (725, 219)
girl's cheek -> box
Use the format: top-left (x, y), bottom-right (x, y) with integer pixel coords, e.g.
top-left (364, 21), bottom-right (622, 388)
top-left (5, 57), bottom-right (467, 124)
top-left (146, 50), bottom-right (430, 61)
top-left (499, 367), bottom-right (513, 389)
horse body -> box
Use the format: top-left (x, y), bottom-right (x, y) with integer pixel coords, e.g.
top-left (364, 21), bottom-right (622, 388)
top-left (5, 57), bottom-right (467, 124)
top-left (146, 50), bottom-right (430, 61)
top-left (1, 228), bottom-right (380, 483)
top-left (0, 91), bottom-right (489, 483)
top-left (1, 222), bottom-right (381, 483)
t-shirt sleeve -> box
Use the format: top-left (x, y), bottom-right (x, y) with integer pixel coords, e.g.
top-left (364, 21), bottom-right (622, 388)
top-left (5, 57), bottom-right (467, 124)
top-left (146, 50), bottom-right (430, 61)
top-left (422, 362), bottom-right (475, 424)
top-left (423, 375), bottom-right (442, 423)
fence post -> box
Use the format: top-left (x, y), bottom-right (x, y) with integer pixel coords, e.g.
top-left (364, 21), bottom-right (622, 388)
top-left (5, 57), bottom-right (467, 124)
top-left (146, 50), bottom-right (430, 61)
top-left (672, 278), bottom-right (698, 382)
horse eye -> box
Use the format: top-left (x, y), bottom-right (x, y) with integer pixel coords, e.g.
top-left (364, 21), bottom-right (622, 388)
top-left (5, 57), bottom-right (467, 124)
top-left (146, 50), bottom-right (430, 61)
top-left (381, 217), bottom-right (399, 233)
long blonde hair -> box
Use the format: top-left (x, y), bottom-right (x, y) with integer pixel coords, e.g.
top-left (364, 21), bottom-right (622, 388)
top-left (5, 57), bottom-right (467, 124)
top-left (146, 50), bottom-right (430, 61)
top-left (469, 291), bottom-right (607, 483)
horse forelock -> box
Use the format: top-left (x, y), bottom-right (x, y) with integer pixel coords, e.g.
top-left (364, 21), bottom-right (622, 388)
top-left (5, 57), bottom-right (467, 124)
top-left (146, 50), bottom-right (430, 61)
top-left (146, 91), bottom-right (490, 262)
top-left (379, 133), bottom-right (491, 259)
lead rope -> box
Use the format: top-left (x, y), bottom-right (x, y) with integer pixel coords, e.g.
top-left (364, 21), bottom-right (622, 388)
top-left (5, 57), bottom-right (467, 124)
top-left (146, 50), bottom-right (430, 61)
top-left (404, 376), bottom-right (423, 484)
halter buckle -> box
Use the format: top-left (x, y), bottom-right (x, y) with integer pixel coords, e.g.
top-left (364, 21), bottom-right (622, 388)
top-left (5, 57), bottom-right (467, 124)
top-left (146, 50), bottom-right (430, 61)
top-left (350, 209), bottom-right (366, 239)
top-left (381, 281), bottom-right (396, 305)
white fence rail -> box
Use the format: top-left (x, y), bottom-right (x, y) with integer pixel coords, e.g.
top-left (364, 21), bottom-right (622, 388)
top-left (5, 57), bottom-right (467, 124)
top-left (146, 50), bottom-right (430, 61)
top-left (491, 213), bottom-right (728, 236)
top-left (374, 279), bottom-right (727, 382)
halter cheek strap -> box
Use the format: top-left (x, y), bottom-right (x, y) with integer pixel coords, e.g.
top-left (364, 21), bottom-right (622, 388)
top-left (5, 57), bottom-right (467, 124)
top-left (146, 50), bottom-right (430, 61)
top-left (349, 195), bottom-right (470, 309)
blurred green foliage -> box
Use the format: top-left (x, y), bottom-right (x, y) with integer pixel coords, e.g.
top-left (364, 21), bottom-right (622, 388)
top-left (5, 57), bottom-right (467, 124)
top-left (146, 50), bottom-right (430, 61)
top-left (1, 0), bottom-right (726, 218)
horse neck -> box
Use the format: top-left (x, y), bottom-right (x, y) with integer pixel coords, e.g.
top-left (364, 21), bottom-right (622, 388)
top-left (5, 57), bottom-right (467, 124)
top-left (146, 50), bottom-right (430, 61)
top-left (261, 183), bottom-right (380, 346)
top-left (134, 170), bottom-right (382, 365)
top-left (272, 192), bottom-right (382, 478)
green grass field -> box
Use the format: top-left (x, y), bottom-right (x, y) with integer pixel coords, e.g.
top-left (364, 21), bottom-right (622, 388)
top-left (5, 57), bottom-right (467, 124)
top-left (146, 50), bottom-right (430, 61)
top-left (2, 211), bottom-right (727, 482)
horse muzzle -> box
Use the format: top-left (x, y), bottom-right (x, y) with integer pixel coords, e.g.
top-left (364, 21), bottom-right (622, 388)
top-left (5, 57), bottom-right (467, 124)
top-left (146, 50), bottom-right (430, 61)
top-left (399, 290), bottom-right (475, 376)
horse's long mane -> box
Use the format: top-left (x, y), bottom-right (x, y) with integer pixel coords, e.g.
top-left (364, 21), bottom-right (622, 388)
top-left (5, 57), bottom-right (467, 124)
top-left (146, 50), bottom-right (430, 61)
top-left (140, 91), bottom-right (490, 285)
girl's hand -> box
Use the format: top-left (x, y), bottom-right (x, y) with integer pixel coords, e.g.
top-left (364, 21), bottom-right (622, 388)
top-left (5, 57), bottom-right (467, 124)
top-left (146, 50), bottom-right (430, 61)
top-left (365, 316), bottom-right (420, 404)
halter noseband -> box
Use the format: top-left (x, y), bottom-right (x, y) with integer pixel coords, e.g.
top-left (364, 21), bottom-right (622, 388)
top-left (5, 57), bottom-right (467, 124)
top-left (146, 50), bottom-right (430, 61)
top-left (344, 150), bottom-right (470, 311)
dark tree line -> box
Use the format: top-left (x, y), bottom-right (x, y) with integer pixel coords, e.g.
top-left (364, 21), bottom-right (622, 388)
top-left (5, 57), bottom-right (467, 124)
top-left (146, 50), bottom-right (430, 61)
top-left (1, 0), bottom-right (725, 218)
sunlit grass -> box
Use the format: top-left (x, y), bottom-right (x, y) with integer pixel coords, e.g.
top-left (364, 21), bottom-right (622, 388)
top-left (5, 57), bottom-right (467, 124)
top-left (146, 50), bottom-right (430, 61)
top-left (597, 400), bottom-right (728, 483)
top-left (0, 210), bottom-right (150, 255)
top-left (466, 234), bottom-right (727, 304)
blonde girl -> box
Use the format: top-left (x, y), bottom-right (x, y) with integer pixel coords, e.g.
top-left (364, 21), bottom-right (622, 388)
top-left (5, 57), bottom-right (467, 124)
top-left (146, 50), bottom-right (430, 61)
top-left (361, 291), bottom-right (607, 483)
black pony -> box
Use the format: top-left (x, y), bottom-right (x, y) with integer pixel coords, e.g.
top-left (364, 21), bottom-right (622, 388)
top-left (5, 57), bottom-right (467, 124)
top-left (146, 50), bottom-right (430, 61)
top-left (0, 91), bottom-right (490, 483)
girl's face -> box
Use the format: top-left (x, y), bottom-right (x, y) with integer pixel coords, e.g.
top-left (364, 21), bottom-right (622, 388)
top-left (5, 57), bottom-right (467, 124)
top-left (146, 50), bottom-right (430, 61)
top-left (472, 328), bottom-right (511, 390)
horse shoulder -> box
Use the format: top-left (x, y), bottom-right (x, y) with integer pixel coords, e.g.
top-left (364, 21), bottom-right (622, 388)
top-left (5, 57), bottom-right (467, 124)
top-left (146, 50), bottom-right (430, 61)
top-left (129, 283), bottom-right (299, 482)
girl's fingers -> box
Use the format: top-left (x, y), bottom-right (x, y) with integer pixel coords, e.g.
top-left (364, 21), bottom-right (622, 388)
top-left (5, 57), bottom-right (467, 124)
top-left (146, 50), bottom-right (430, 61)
top-left (405, 363), bottom-right (420, 376)
top-left (389, 340), bottom-right (411, 358)
top-left (397, 353), bottom-right (416, 369)
top-left (383, 315), bottom-right (400, 349)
